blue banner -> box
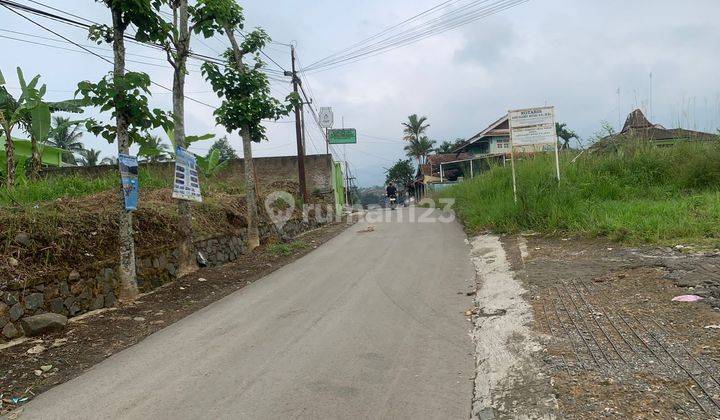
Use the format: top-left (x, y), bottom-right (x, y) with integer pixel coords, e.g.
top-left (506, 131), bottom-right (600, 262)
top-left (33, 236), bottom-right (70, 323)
top-left (118, 154), bottom-right (139, 211)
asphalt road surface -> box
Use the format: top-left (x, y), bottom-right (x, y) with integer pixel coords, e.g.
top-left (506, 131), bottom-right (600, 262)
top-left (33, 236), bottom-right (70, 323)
top-left (18, 208), bottom-right (475, 419)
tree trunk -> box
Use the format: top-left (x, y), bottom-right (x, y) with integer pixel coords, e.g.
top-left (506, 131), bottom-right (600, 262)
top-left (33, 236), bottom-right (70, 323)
top-left (2, 125), bottom-right (14, 188)
top-left (112, 7), bottom-right (138, 301)
top-left (240, 125), bottom-right (260, 249)
top-left (225, 27), bottom-right (261, 250)
top-left (172, 0), bottom-right (194, 275)
top-left (29, 135), bottom-right (41, 180)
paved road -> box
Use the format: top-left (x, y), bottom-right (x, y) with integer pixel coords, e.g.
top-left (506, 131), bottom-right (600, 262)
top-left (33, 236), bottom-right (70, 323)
top-left (18, 209), bottom-right (475, 419)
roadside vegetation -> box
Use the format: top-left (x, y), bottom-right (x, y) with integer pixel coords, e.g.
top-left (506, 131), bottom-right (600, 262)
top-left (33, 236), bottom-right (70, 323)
top-left (267, 240), bottom-right (307, 257)
top-left (438, 140), bottom-right (720, 246)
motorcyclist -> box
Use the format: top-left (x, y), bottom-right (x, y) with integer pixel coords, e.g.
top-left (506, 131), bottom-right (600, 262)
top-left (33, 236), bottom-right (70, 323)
top-left (386, 182), bottom-right (397, 199)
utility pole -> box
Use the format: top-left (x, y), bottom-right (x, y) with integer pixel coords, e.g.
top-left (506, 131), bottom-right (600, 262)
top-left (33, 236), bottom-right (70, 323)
top-left (287, 45), bottom-right (308, 202)
top-left (344, 161), bottom-right (350, 206)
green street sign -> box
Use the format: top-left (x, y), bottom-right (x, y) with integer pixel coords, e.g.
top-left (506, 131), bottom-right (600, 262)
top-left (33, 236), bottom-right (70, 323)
top-left (328, 128), bottom-right (357, 144)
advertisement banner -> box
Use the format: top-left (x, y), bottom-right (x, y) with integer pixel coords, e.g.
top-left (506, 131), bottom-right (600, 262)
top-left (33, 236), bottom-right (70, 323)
top-left (172, 146), bottom-right (202, 203)
top-left (118, 154), bottom-right (139, 211)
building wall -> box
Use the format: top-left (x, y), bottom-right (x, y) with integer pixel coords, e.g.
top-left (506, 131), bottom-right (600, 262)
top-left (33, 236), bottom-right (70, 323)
top-left (0, 138), bottom-right (64, 166)
top-left (487, 135), bottom-right (511, 155)
top-left (40, 154), bottom-right (334, 193)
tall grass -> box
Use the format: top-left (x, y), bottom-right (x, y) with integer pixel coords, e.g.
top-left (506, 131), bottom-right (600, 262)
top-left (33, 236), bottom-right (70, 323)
top-left (0, 170), bottom-right (170, 207)
top-left (439, 140), bottom-right (720, 246)
top-left (0, 167), bottom-right (245, 207)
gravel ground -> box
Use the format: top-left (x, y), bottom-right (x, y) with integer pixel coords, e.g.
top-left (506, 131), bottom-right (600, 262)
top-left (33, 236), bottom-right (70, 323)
top-left (500, 235), bottom-right (720, 419)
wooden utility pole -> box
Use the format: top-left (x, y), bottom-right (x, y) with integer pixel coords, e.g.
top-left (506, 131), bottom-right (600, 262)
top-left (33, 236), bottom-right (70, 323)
top-left (289, 45), bottom-right (308, 202)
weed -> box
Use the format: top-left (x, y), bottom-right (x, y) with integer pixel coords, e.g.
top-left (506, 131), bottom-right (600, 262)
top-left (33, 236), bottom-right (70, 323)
top-left (266, 240), bottom-right (306, 257)
top-left (437, 140), bottom-right (720, 246)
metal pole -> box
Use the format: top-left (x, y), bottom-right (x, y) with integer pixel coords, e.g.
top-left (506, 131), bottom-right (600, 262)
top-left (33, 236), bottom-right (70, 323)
top-left (290, 45), bottom-right (308, 202)
top-left (440, 163), bottom-right (443, 182)
top-left (470, 159), bottom-right (474, 178)
top-left (554, 140), bottom-right (561, 181)
top-left (510, 150), bottom-right (518, 203)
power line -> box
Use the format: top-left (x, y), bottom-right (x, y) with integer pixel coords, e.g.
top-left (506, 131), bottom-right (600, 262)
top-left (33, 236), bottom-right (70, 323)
top-left (306, 0), bottom-right (462, 69)
top-left (0, 0), bottom-right (287, 78)
top-left (304, 0), bottom-right (527, 73)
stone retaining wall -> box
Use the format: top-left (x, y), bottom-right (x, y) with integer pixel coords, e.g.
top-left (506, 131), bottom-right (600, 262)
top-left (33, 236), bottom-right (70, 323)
top-left (0, 218), bottom-right (325, 341)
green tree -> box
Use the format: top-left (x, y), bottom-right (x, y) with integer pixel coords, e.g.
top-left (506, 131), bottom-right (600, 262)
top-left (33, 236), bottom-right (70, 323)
top-left (385, 158), bottom-right (415, 192)
top-left (48, 116), bottom-right (85, 164)
top-left (435, 138), bottom-right (465, 154)
top-left (402, 114), bottom-right (429, 142)
top-left (78, 148), bottom-right (102, 166)
top-left (556, 122), bottom-right (578, 150)
top-left (160, 0), bottom-right (220, 273)
top-left (196, 0), bottom-right (298, 250)
top-left (207, 136), bottom-right (237, 162)
top-left (404, 136), bottom-right (436, 165)
top-left (77, 0), bottom-right (172, 300)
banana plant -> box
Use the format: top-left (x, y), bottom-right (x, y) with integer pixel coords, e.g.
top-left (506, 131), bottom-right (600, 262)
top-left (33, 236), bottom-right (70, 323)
top-left (196, 148), bottom-right (229, 178)
top-left (15, 68), bottom-right (84, 178)
top-left (0, 68), bottom-right (84, 186)
top-left (0, 68), bottom-right (24, 188)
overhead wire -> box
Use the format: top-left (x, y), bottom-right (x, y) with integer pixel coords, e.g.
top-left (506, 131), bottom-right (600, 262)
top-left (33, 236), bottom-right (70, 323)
top-left (306, 0), bottom-right (463, 69)
top-left (0, 0), bottom-right (295, 126)
top-left (304, 0), bottom-right (528, 73)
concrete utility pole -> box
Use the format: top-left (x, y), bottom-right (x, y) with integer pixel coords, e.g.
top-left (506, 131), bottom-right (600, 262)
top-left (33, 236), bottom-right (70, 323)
top-left (288, 45), bottom-right (308, 202)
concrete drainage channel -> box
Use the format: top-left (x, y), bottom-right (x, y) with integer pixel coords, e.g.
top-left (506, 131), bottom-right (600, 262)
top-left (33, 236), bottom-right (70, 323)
top-left (468, 235), bottom-right (556, 419)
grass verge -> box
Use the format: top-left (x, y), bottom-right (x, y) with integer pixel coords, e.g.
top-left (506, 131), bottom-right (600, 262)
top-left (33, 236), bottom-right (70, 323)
top-left (437, 140), bottom-right (720, 247)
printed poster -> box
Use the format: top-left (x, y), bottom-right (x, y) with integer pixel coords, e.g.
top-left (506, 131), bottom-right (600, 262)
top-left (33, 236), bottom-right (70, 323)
top-left (172, 146), bottom-right (202, 203)
top-left (118, 154), bottom-right (139, 211)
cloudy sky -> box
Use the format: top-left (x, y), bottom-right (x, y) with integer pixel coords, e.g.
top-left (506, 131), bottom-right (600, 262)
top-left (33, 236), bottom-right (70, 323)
top-left (1, 0), bottom-right (719, 186)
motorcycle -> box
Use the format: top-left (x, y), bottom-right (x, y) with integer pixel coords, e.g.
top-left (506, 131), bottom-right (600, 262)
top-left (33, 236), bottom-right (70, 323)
top-left (388, 195), bottom-right (397, 210)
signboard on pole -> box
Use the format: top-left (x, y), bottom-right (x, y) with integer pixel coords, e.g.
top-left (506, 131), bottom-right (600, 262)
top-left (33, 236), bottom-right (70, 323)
top-left (319, 107), bottom-right (334, 129)
top-left (172, 146), bottom-right (202, 203)
top-left (118, 154), bottom-right (139, 210)
top-left (507, 106), bottom-right (561, 201)
top-left (328, 128), bottom-right (357, 144)
top-left (508, 106), bottom-right (557, 151)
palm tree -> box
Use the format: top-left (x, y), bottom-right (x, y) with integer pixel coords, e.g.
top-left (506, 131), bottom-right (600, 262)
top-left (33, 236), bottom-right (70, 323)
top-left (436, 140), bottom-right (454, 154)
top-left (78, 148), bottom-right (101, 166)
top-left (47, 116), bottom-right (84, 164)
top-left (137, 135), bottom-right (172, 162)
top-left (402, 114), bottom-right (429, 142)
top-left (404, 136), bottom-right (436, 165)
top-left (556, 122), bottom-right (579, 150)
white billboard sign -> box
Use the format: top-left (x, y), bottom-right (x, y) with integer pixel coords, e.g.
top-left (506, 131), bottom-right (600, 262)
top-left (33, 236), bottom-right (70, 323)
top-left (508, 106), bottom-right (557, 147)
top-left (507, 106), bottom-right (561, 199)
top-left (319, 107), bottom-right (334, 129)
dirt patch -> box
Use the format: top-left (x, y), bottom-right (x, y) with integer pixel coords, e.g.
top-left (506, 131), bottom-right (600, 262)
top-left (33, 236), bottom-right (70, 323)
top-left (501, 235), bottom-right (720, 419)
top-left (0, 220), bottom-right (350, 414)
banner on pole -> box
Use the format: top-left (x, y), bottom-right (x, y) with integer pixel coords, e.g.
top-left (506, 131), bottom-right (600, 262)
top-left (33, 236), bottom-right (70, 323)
top-left (172, 146), bottom-right (202, 203)
top-left (328, 128), bottom-right (357, 144)
top-left (118, 154), bottom-right (139, 211)
top-left (508, 106), bottom-right (557, 152)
